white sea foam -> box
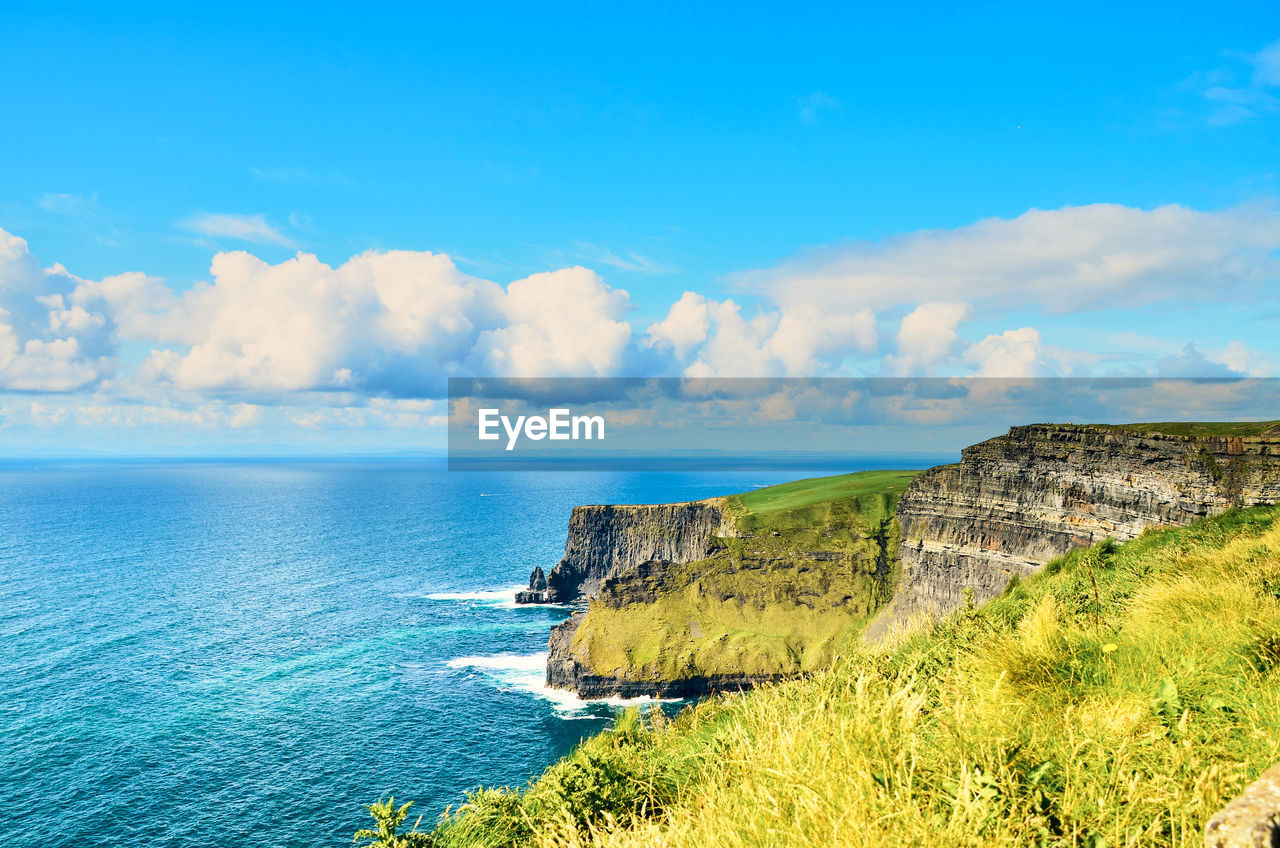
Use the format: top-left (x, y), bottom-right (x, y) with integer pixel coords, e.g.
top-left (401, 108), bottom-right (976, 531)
top-left (447, 652), bottom-right (680, 716)
top-left (425, 586), bottom-right (574, 610)
top-left (425, 586), bottom-right (522, 607)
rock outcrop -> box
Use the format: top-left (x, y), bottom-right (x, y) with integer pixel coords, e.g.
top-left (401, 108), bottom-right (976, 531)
top-left (1204, 762), bottom-right (1280, 848)
top-left (873, 424), bottom-right (1280, 635)
top-left (515, 567), bottom-right (549, 604)
top-left (516, 500), bottom-right (736, 604)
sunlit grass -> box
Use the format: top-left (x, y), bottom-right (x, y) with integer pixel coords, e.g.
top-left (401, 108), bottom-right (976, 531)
top-left (424, 506), bottom-right (1280, 847)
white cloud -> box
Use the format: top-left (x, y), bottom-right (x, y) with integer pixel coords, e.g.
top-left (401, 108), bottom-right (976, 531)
top-left (883, 302), bottom-right (972, 375)
top-left (1214, 340), bottom-right (1272, 377)
top-left (178, 212), bottom-right (297, 247)
top-left (0, 227), bottom-right (643, 397)
top-left (469, 266), bottom-right (633, 377)
top-left (645, 291), bottom-right (712, 360)
top-left (0, 231), bottom-right (116, 391)
top-left (963, 328), bottom-right (1048, 378)
top-left (5, 193), bottom-right (1280, 414)
top-left (645, 293), bottom-right (876, 377)
top-left (732, 203), bottom-right (1280, 313)
top-left (1151, 343), bottom-right (1239, 378)
top-left (137, 248), bottom-right (501, 394)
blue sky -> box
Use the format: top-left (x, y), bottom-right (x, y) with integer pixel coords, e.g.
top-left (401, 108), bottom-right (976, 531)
top-left (1, 2), bottom-right (1278, 454)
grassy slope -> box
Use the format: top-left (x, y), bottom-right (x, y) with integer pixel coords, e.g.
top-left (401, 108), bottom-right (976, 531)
top-left (433, 506), bottom-right (1280, 848)
top-left (568, 471), bottom-right (921, 681)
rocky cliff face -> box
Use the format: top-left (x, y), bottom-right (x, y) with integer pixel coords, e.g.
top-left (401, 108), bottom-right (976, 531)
top-left (516, 500), bottom-right (736, 603)
top-left (874, 424), bottom-right (1280, 634)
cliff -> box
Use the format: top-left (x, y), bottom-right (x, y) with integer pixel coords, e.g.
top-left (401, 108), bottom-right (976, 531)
top-left (532, 422), bottom-right (1280, 698)
top-left (869, 422), bottom-right (1280, 638)
top-left (516, 500), bottom-right (736, 604)
top-left (541, 471), bottom-right (919, 699)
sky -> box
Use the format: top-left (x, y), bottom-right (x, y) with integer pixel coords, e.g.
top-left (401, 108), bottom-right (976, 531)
top-left (1, 1), bottom-right (1278, 455)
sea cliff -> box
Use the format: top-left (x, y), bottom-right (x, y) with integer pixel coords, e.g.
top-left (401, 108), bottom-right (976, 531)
top-left (870, 422), bottom-right (1280, 637)
top-left (529, 423), bottom-right (1280, 699)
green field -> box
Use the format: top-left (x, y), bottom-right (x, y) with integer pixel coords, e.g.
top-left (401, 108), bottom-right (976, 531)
top-left (423, 505), bottom-right (1280, 848)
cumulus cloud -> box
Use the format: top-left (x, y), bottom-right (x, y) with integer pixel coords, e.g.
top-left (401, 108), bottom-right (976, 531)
top-left (469, 266), bottom-right (632, 377)
top-left (5, 193), bottom-right (1280, 412)
top-left (179, 212), bottom-right (297, 247)
top-left (0, 227), bottom-right (643, 397)
top-left (883, 302), bottom-right (972, 375)
top-left (1215, 340), bottom-right (1272, 377)
top-left (1152, 343), bottom-right (1244, 378)
top-left (963, 328), bottom-right (1049, 378)
top-left (0, 231), bottom-right (116, 391)
top-left (731, 203), bottom-right (1280, 313)
top-left (137, 248), bottom-right (496, 394)
top-left (645, 293), bottom-right (875, 377)
top-left (129, 251), bottom-right (632, 394)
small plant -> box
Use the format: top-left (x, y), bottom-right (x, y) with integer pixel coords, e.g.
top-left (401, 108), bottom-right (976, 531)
top-left (353, 797), bottom-right (433, 848)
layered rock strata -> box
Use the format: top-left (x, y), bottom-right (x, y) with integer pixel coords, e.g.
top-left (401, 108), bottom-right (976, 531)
top-left (875, 424), bottom-right (1280, 634)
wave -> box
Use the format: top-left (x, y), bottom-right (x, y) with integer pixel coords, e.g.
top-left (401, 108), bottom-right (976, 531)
top-left (446, 652), bottom-right (680, 716)
top-left (424, 586), bottom-right (573, 610)
top-left (425, 586), bottom-right (525, 609)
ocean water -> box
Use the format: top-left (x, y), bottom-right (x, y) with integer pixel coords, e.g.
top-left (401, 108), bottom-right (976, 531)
top-left (0, 460), bottom-right (874, 847)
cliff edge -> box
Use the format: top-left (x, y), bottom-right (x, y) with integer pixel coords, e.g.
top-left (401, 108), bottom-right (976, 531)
top-left (867, 422), bottom-right (1280, 639)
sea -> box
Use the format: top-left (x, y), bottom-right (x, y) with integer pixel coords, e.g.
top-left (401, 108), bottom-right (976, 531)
top-left (0, 460), bottom-right (911, 846)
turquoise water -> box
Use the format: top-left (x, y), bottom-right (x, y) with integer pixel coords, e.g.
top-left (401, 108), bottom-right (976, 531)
top-left (0, 461), bottom-right (873, 846)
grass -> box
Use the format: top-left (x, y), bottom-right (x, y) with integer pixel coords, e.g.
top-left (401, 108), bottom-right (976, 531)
top-left (729, 470), bottom-right (921, 515)
top-left (424, 505), bottom-right (1280, 847)
top-left (1072, 421), bottom-right (1280, 438)
top-left (563, 471), bottom-right (921, 682)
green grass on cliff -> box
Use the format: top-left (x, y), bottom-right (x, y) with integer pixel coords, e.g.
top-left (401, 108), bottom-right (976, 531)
top-left (425, 506), bottom-right (1280, 848)
top-left (566, 470), bottom-right (921, 682)
top-left (1082, 420), bottom-right (1280, 438)
top-left (729, 469), bottom-right (919, 515)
